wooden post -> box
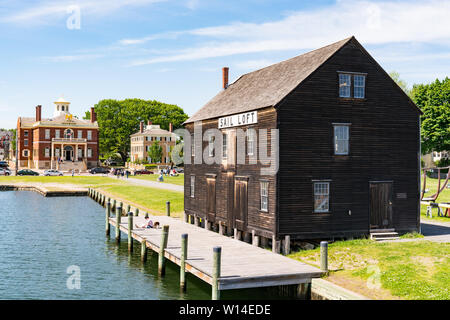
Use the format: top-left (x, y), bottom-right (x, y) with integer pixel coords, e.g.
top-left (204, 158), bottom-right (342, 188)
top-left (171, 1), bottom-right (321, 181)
top-left (205, 219), bottom-right (211, 230)
top-left (212, 246), bottom-right (221, 300)
top-left (283, 235), bottom-right (290, 255)
top-left (134, 208), bottom-right (139, 217)
top-left (219, 222), bottom-right (224, 235)
top-left (145, 212), bottom-right (149, 219)
top-left (112, 199), bottom-right (116, 211)
top-left (180, 233), bottom-right (188, 292)
top-left (126, 204), bottom-right (131, 215)
top-left (194, 215), bottom-right (200, 227)
top-left (166, 201), bottom-right (170, 216)
top-left (158, 225), bottom-right (169, 276)
top-left (184, 212), bottom-right (189, 223)
top-left (320, 241), bottom-right (328, 272)
top-left (252, 230), bottom-right (259, 246)
top-left (119, 202), bottom-right (123, 213)
top-left (141, 240), bottom-right (147, 262)
top-left (115, 206), bottom-right (122, 243)
top-left (105, 200), bottom-right (111, 237)
top-left (128, 212), bottom-right (133, 252)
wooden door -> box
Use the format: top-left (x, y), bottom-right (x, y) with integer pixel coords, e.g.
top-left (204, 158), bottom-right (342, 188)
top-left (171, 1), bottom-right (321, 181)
top-left (369, 182), bottom-right (393, 229)
top-left (233, 179), bottom-right (248, 231)
top-left (206, 177), bottom-right (216, 220)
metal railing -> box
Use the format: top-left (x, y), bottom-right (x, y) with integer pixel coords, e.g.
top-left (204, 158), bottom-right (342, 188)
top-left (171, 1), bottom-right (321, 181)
top-left (52, 138), bottom-right (87, 143)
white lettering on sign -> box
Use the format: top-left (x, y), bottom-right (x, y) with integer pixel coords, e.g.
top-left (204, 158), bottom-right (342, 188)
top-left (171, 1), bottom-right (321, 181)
top-left (218, 111), bottom-right (258, 129)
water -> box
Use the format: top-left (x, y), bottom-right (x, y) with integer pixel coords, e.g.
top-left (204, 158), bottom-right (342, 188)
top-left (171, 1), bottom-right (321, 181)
top-left (0, 191), bottom-right (289, 300)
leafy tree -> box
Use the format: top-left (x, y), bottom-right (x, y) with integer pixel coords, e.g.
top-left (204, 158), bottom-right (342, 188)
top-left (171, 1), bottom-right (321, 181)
top-left (148, 141), bottom-right (163, 163)
top-left (83, 111), bottom-right (91, 120)
top-left (90, 99), bottom-right (188, 162)
top-left (411, 77), bottom-right (450, 154)
top-left (389, 71), bottom-right (411, 96)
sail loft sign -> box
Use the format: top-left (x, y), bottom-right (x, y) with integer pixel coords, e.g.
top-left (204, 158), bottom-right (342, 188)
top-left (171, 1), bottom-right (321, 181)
top-left (218, 111), bottom-right (258, 129)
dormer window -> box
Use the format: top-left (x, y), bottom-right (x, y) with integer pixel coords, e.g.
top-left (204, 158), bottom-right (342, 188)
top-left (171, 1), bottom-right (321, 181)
top-left (338, 72), bottom-right (366, 99)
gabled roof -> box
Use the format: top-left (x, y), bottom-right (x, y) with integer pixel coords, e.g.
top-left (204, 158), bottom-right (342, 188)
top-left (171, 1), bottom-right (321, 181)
top-left (185, 36), bottom-right (421, 124)
top-left (185, 37), bottom-right (353, 123)
top-left (19, 115), bottom-right (97, 127)
top-left (131, 124), bottom-right (175, 137)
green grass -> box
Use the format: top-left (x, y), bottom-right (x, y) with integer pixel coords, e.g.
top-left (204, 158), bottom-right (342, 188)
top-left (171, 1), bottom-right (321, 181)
top-left (100, 185), bottom-right (184, 217)
top-left (289, 239), bottom-right (450, 300)
top-left (400, 232), bottom-right (424, 239)
top-left (131, 173), bottom-right (184, 186)
top-left (421, 177), bottom-right (450, 223)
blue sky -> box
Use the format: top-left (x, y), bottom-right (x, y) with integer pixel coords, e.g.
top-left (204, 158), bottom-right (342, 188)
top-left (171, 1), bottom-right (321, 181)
top-left (0, 0), bottom-right (449, 129)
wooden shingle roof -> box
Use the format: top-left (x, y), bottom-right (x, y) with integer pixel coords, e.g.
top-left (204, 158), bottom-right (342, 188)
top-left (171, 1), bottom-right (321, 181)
top-left (185, 37), bottom-right (354, 123)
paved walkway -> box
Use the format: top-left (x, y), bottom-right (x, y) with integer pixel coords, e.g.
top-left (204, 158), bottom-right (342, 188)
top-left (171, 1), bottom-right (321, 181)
top-left (118, 177), bottom-right (183, 192)
top-left (391, 220), bottom-right (450, 243)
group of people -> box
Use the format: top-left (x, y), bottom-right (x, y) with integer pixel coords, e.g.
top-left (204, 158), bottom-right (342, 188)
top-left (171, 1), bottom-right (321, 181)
top-left (135, 216), bottom-right (160, 229)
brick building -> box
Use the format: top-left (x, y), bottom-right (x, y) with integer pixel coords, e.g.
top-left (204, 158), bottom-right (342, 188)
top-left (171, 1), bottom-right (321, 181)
top-left (17, 97), bottom-right (99, 170)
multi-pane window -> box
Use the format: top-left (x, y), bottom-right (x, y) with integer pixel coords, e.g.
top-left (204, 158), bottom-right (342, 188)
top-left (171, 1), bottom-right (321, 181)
top-left (339, 74), bottom-right (351, 97)
top-left (24, 139), bottom-right (28, 146)
top-left (78, 148), bottom-right (82, 158)
top-left (208, 135), bottom-right (215, 157)
top-left (222, 133), bottom-right (228, 159)
top-left (191, 134), bottom-right (195, 158)
top-left (260, 181), bottom-right (269, 212)
top-left (55, 148), bottom-right (60, 157)
top-left (334, 125), bottom-right (350, 155)
top-left (190, 176), bottom-right (195, 198)
top-left (314, 182), bottom-right (330, 213)
top-left (247, 129), bottom-right (255, 156)
top-left (23, 150), bottom-right (29, 157)
top-left (87, 148), bottom-right (92, 158)
top-left (78, 130), bottom-right (82, 139)
top-left (45, 129), bottom-right (50, 139)
top-left (354, 75), bottom-right (365, 98)
top-left (55, 130), bottom-right (60, 139)
top-left (87, 131), bottom-right (92, 140)
top-left (24, 130), bottom-right (28, 137)
top-left (339, 73), bottom-right (366, 99)
top-left (45, 147), bottom-right (50, 157)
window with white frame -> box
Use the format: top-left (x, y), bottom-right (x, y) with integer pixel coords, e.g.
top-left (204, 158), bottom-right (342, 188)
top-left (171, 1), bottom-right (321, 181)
top-left (44, 147), bottom-right (50, 157)
top-left (55, 130), bottom-right (60, 139)
top-left (78, 148), bottom-right (82, 158)
top-left (260, 181), bottom-right (269, 212)
top-left (354, 75), bottom-right (366, 98)
top-left (339, 74), bottom-right (351, 98)
top-left (190, 134), bottom-right (195, 159)
top-left (24, 139), bottom-right (28, 146)
top-left (208, 134), bottom-right (215, 157)
top-left (64, 129), bottom-right (73, 139)
top-left (87, 130), bottom-right (92, 140)
top-left (23, 149), bottom-right (29, 157)
top-left (87, 148), bottom-right (92, 158)
top-left (222, 132), bottom-right (228, 159)
top-left (24, 130), bottom-right (28, 137)
top-left (55, 148), bottom-right (60, 157)
top-left (314, 182), bottom-right (330, 213)
top-left (45, 129), bottom-right (50, 139)
top-left (78, 130), bottom-right (82, 139)
top-left (190, 176), bottom-right (195, 198)
top-left (247, 129), bottom-right (255, 156)
top-left (334, 125), bottom-right (350, 155)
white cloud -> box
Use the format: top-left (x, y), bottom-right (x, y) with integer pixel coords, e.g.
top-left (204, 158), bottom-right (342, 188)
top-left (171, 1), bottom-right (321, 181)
top-left (123, 0), bottom-right (450, 65)
top-left (1, 0), bottom-right (166, 24)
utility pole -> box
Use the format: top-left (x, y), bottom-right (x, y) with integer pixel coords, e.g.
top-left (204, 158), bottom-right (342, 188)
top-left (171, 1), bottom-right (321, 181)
top-left (15, 129), bottom-right (18, 175)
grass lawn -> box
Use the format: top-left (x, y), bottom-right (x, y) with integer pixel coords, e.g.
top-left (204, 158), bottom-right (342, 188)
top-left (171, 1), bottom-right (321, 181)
top-left (290, 239), bottom-right (449, 300)
top-left (99, 185), bottom-right (184, 217)
top-left (131, 173), bottom-right (184, 186)
top-left (421, 177), bottom-right (450, 223)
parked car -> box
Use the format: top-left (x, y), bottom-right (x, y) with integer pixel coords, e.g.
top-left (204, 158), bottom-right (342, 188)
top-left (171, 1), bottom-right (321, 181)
top-left (89, 167), bottom-right (110, 174)
top-left (0, 161), bottom-right (8, 168)
top-left (135, 169), bottom-right (154, 175)
top-left (43, 169), bottom-right (63, 176)
top-left (17, 169), bottom-right (39, 176)
top-left (0, 168), bottom-right (11, 176)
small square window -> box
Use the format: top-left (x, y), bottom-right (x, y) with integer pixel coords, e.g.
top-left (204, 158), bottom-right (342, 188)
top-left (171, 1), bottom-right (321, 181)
top-left (314, 182), bottom-right (330, 213)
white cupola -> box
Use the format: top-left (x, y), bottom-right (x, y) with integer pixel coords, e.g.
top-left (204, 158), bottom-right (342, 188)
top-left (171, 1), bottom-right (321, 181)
top-left (53, 97), bottom-right (71, 118)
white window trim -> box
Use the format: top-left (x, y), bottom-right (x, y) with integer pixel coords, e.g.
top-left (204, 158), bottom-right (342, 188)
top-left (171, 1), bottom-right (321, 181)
top-left (208, 135), bottom-right (214, 157)
top-left (190, 175), bottom-right (195, 198)
top-left (222, 132), bottom-right (228, 159)
top-left (333, 124), bottom-right (350, 155)
top-left (339, 73), bottom-right (351, 98)
top-left (260, 181), bottom-right (269, 212)
top-left (45, 129), bottom-right (50, 140)
top-left (247, 129), bottom-right (255, 156)
top-left (313, 181), bottom-right (330, 213)
top-left (354, 74), bottom-right (366, 99)
top-left (87, 130), bottom-right (92, 141)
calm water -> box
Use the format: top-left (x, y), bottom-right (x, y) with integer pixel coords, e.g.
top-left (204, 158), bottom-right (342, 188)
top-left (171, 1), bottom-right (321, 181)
top-left (0, 191), bottom-right (287, 300)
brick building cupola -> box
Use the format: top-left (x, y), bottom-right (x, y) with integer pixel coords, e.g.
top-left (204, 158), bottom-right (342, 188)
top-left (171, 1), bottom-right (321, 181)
top-left (53, 97), bottom-right (71, 118)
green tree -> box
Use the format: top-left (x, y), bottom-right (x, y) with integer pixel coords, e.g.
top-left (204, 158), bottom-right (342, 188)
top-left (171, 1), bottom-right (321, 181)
top-left (411, 77), bottom-right (450, 154)
top-left (389, 71), bottom-right (411, 96)
top-left (148, 141), bottom-right (163, 163)
top-left (91, 99), bottom-right (188, 162)
top-left (83, 110), bottom-right (91, 120)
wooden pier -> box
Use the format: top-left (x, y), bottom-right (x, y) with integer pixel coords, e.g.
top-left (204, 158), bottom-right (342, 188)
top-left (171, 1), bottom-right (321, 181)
top-left (90, 188), bottom-right (323, 299)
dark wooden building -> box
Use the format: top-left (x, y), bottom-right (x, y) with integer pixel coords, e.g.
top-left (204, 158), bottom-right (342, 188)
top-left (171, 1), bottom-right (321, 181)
top-left (183, 36), bottom-right (421, 246)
